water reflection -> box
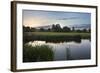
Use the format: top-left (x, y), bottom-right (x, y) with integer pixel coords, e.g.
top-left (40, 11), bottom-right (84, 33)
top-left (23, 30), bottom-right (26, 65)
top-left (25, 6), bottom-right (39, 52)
top-left (25, 39), bottom-right (91, 61)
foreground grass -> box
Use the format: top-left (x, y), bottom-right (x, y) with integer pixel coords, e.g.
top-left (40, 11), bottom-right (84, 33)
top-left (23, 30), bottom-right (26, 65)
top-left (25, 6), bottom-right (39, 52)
top-left (23, 44), bottom-right (54, 62)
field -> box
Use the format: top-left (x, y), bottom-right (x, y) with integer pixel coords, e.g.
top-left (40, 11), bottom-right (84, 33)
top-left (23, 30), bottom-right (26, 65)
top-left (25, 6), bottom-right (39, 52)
top-left (23, 32), bottom-right (90, 43)
top-left (26, 32), bottom-right (89, 35)
top-left (24, 32), bottom-right (90, 37)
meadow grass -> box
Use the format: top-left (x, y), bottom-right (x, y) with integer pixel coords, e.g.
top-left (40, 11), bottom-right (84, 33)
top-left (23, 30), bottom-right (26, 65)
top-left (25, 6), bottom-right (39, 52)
top-left (24, 32), bottom-right (90, 38)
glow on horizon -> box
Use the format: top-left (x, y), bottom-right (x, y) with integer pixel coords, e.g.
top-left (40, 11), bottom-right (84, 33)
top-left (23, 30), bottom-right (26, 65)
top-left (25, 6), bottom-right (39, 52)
top-left (23, 10), bottom-right (91, 28)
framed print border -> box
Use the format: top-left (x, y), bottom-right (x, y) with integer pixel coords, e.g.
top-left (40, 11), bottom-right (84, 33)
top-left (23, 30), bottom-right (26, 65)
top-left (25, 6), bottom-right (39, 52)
top-left (11, 1), bottom-right (98, 72)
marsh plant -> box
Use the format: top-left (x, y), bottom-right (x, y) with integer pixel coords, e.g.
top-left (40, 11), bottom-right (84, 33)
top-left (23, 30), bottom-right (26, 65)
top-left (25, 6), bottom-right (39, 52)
top-left (23, 44), bottom-right (54, 62)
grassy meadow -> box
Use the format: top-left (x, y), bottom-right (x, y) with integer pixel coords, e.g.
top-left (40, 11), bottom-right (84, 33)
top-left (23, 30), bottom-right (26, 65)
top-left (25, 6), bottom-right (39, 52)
top-left (24, 32), bottom-right (90, 38)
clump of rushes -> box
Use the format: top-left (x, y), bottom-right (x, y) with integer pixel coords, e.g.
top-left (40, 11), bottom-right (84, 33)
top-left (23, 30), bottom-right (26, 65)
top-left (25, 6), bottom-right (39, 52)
top-left (23, 44), bottom-right (54, 62)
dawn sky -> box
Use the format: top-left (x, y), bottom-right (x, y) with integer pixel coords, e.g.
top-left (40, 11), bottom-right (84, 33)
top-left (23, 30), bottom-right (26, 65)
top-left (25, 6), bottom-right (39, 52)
top-left (23, 10), bottom-right (91, 28)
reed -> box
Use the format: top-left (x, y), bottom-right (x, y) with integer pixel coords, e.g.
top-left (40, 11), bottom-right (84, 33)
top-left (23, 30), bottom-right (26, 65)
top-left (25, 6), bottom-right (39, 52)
top-left (23, 44), bottom-right (54, 62)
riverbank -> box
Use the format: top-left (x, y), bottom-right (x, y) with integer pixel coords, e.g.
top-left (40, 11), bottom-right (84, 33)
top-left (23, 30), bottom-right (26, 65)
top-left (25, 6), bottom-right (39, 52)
top-left (23, 32), bottom-right (91, 43)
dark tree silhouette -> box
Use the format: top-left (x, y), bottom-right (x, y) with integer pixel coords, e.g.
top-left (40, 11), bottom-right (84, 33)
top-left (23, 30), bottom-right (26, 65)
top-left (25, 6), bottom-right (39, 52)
top-left (72, 27), bottom-right (75, 31)
top-left (52, 24), bottom-right (56, 31)
top-left (88, 28), bottom-right (91, 32)
top-left (52, 24), bottom-right (62, 32)
top-left (47, 28), bottom-right (51, 31)
top-left (76, 29), bottom-right (81, 32)
top-left (55, 24), bottom-right (62, 32)
top-left (23, 26), bottom-right (30, 32)
top-left (83, 28), bottom-right (87, 32)
top-left (63, 26), bottom-right (71, 32)
top-left (40, 28), bottom-right (45, 31)
top-left (30, 27), bottom-right (36, 32)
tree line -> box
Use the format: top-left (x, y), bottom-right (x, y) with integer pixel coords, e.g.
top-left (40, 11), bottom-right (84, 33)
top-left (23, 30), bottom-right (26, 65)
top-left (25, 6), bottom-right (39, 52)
top-left (23, 24), bottom-right (90, 32)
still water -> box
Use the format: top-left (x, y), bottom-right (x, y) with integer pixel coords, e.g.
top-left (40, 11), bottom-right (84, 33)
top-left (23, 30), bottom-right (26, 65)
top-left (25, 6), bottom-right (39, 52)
top-left (26, 39), bottom-right (91, 61)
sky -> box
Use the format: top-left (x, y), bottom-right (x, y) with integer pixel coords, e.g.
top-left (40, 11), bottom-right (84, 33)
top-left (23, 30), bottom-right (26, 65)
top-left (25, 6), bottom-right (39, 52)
top-left (23, 10), bottom-right (91, 28)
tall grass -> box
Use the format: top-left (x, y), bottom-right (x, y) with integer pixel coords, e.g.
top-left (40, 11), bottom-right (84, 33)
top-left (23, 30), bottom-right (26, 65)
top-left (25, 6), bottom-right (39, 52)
top-left (23, 44), bottom-right (54, 62)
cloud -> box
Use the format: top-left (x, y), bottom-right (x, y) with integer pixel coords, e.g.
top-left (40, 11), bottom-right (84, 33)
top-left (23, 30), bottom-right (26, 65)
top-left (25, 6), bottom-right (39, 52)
top-left (56, 17), bottom-right (81, 20)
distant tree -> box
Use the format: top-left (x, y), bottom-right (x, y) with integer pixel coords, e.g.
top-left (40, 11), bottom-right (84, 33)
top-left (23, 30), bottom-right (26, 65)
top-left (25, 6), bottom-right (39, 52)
top-left (55, 24), bottom-right (62, 32)
top-left (88, 28), bottom-right (91, 32)
top-left (47, 28), bottom-right (51, 32)
top-left (30, 27), bottom-right (36, 32)
top-left (82, 28), bottom-right (87, 32)
top-left (40, 28), bottom-right (45, 32)
top-left (56, 24), bottom-right (61, 28)
top-left (23, 26), bottom-right (30, 32)
top-left (63, 26), bottom-right (71, 32)
top-left (72, 27), bottom-right (75, 31)
top-left (52, 24), bottom-right (56, 31)
top-left (76, 29), bottom-right (81, 32)
top-left (83, 28), bottom-right (87, 32)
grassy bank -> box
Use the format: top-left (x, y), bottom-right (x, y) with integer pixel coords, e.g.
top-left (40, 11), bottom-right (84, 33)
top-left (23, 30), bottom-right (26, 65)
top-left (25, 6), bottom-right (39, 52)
top-left (23, 44), bottom-right (54, 62)
top-left (24, 32), bottom-right (90, 38)
top-left (23, 32), bottom-right (90, 43)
